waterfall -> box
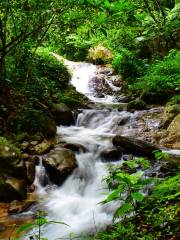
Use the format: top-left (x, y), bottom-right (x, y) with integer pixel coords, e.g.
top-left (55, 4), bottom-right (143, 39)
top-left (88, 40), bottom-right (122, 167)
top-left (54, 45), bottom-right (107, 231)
top-left (28, 55), bottom-right (164, 240)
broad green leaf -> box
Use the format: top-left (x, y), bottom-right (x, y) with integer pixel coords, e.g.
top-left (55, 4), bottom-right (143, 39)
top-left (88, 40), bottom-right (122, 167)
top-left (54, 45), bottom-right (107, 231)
top-left (103, 185), bottom-right (125, 203)
top-left (132, 192), bottom-right (144, 202)
top-left (16, 223), bottom-right (35, 233)
top-left (113, 202), bottom-right (133, 220)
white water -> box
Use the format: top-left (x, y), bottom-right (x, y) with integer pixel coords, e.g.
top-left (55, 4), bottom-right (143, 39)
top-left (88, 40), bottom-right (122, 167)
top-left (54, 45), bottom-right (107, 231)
top-left (35, 109), bottom-right (133, 239)
top-left (51, 53), bottom-right (119, 104)
top-left (28, 57), bottom-right (132, 239)
top-left (29, 55), bottom-right (163, 239)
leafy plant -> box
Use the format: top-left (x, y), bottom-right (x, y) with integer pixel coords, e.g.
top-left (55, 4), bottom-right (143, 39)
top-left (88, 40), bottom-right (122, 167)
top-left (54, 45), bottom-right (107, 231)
top-left (102, 158), bottom-right (154, 221)
top-left (15, 211), bottom-right (69, 240)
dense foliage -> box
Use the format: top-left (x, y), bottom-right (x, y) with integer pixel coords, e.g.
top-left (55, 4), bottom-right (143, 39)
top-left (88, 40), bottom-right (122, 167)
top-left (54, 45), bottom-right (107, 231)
top-left (0, 1), bottom-right (179, 239)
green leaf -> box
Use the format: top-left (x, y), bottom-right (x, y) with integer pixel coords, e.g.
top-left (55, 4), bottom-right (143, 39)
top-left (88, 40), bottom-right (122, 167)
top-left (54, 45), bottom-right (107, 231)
top-left (113, 203), bottom-right (133, 220)
top-left (102, 185), bottom-right (125, 203)
top-left (16, 223), bottom-right (35, 233)
top-left (35, 217), bottom-right (48, 226)
top-left (132, 192), bottom-right (144, 202)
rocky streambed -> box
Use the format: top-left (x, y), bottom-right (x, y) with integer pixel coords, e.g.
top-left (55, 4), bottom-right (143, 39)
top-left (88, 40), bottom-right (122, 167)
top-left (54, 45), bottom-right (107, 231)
top-left (0, 57), bottom-right (179, 239)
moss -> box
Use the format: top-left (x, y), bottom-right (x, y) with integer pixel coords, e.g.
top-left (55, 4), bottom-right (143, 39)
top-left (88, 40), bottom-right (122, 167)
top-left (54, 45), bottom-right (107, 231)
top-left (11, 108), bottom-right (56, 139)
top-left (127, 99), bottom-right (147, 111)
top-left (58, 86), bottom-right (90, 109)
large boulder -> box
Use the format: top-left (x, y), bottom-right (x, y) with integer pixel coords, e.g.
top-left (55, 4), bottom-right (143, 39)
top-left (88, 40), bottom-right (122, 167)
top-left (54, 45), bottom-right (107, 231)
top-left (0, 176), bottom-right (26, 202)
top-left (31, 139), bottom-right (54, 154)
top-left (43, 148), bottom-right (77, 185)
top-left (162, 103), bottom-right (180, 128)
top-left (112, 135), bottom-right (159, 158)
top-left (101, 148), bottom-right (123, 162)
top-left (0, 144), bottom-right (26, 179)
top-left (61, 143), bottom-right (86, 153)
top-left (51, 103), bottom-right (74, 126)
top-left (160, 114), bottom-right (180, 149)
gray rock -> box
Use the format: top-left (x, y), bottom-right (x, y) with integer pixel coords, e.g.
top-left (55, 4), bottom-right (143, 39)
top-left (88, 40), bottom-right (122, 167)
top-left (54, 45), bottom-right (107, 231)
top-left (101, 148), bottom-right (122, 161)
top-left (0, 176), bottom-right (26, 202)
top-left (113, 135), bottom-right (159, 158)
top-left (51, 103), bottom-right (74, 126)
top-left (43, 148), bottom-right (77, 185)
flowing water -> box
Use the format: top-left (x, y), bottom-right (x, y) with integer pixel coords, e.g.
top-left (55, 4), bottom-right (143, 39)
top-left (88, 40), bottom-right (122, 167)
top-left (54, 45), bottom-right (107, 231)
top-left (31, 58), bottom-right (130, 239)
top-left (27, 56), bottom-right (167, 239)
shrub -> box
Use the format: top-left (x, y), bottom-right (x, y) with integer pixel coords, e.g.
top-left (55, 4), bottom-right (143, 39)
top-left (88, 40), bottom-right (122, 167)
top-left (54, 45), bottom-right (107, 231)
top-left (88, 45), bottom-right (113, 64)
top-left (132, 50), bottom-right (180, 100)
top-left (112, 49), bottom-right (148, 82)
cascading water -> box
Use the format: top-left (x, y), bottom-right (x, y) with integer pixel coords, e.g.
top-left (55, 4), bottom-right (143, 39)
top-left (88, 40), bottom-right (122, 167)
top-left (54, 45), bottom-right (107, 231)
top-left (28, 55), bottom-right (166, 239)
top-left (27, 56), bottom-right (133, 239)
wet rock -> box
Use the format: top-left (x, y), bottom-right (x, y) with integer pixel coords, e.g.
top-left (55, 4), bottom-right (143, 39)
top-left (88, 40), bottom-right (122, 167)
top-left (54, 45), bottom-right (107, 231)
top-left (0, 145), bottom-right (26, 179)
top-left (162, 103), bottom-right (180, 128)
top-left (118, 116), bottom-right (130, 126)
top-left (0, 176), bottom-right (26, 202)
top-left (89, 75), bottom-right (112, 95)
top-left (101, 148), bottom-right (122, 161)
top-left (43, 148), bottom-right (77, 185)
top-left (25, 160), bottom-right (36, 185)
top-left (98, 68), bottom-right (114, 76)
top-left (122, 154), bottom-right (134, 161)
top-left (113, 135), bottom-right (159, 158)
top-left (61, 143), bottom-right (86, 153)
top-left (117, 95), bottom-right (130, 103)
top-left (32, 139), bottom-right (54, 154)
top-left (127, 99), bottom-right (147, 111)
top-left (8, 193), bottom-right (37, 214)
top-left (160, 114), bottom-right (180, 149)
top-left (51, 103), bottom-right (74, 126)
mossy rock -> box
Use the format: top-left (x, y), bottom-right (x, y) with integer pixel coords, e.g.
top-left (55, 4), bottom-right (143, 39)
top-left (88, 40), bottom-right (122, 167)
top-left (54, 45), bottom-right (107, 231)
top-left (0, 143), bottom-right (26, 179)
top-left (43, 148), bottom-right (77, 185)
top-left (127, 99), bottom-right (147, 111)
top-left (160, 114), bottom-right (180, 149)
top-left (163, 95), bottom-right (180, 127)
top-left (163, 104), bottom-right (180, 127)
top-left (0, 175), bottom-right (26, 202)
top-left (50, 103), bottom-right (74, 126)
top-left (58, 86), bottom-right (90, 109)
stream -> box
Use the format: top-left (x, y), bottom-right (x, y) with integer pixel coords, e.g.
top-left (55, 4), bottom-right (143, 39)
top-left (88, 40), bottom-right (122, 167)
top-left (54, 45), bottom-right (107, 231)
top-left (27, 57), bottom-right (163, 239)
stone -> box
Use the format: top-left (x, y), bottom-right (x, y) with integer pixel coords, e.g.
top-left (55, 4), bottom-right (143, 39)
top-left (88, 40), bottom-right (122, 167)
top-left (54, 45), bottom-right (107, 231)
top-left (43, 148), bottom-right (77, 185)
top-left (162, 104), bottom-right (180, 127)
top-left (101, 148), bottom-right (122, 161)
top-left (51, 103), bottom-right (74, 126)
top-left (25, 160), bottom-right (36, 185)
top-left (8, 193), bottom-right (37, 214)
top-left (33, 140), bottom-right (54, 154)
top-left (113, 135), bottom-right (159, 158)
top-left (160, 114), bottom-right (180, 149)
top-left (0, 144), bottom-right (26, 179)
top-left (0, 176), bottom-right (26, 202)
top-left (61, 143), bottom-right (86, 152)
